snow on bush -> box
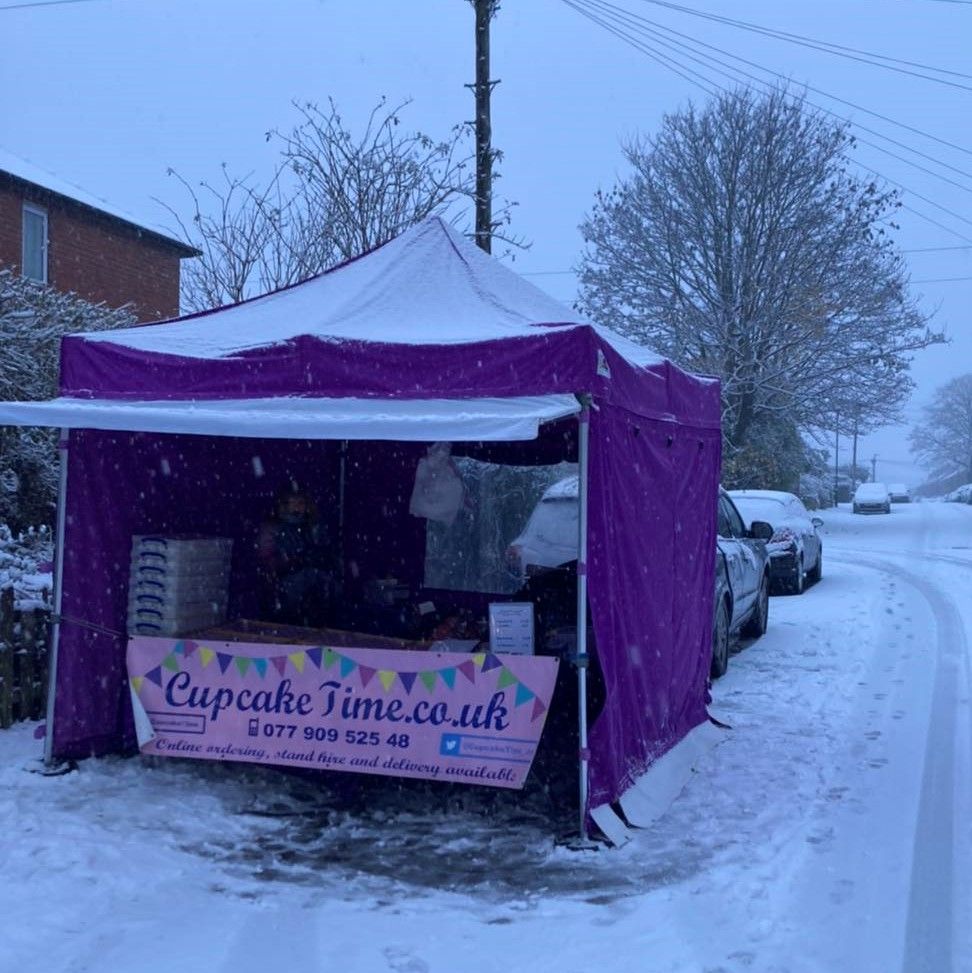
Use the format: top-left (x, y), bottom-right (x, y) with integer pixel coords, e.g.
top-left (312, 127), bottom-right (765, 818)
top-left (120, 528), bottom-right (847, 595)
top-left (0, 267), bottom-right (136, 530)
top-left (0, 523), bottom-right (53, 610)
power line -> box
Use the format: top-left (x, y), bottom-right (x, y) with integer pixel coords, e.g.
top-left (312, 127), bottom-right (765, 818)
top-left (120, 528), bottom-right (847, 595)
top-left (522, 271), bottom-right (972, 283)
top-left (899, 205), bottom-right (972, 245)
top-left (0, 0), bottom-right (104, 10)
top-left (583, 0), bottom-right (972, 178)
top-left (636, 0), bottom-right (972, 88)
top-left (565, 0), bottom-right (972, 243)
top-left (583, 0), bottom-right (972, 161)
top-left (902, 245), bottom-right (972, 252)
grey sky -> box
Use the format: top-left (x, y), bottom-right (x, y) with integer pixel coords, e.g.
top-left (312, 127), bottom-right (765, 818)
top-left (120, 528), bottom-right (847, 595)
top-left (2, 0), bottom-right (969, 485)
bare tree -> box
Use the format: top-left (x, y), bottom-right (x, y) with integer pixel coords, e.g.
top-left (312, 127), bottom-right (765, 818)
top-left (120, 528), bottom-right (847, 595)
top-left (909, 374), bottom-right (972, 484)
top-left (165, 98), bottom-right (518, 312)
top-left (0, 268), bottom-right (136, 527)
top-left (577, 87), bottom-right (943, 473)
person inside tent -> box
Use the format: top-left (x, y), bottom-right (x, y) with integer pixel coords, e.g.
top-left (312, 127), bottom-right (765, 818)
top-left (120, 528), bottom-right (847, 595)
top-left (257, 487), bottom-right (336, 627)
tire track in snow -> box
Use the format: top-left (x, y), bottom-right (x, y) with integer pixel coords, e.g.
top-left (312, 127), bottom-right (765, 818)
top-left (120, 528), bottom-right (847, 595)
top-left (829, 552), bottom-right (971, 973)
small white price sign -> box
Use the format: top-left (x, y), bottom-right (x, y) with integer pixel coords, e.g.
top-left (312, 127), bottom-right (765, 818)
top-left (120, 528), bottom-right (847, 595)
top-left (488, 602), bottom-right (535, 656)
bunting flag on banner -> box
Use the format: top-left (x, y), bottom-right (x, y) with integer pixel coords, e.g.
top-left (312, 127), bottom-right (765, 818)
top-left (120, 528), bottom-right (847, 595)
top-left (133, 640), bottom-right (548, 719)
top-left (399, 672), bottom-right (417, 695)
top-left (515, 683), bottom-right (535, 707)
top-left (497, 668), bottom-right (518, 690)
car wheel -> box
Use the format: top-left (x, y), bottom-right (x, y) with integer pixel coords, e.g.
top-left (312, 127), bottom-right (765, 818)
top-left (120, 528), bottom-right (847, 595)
top-left (711, 599), bottom-right (731, 679)
top-left (808, 548), bottom-right (822, 584)
top-left (789, 558), bottom-right (805, 595)
top-left (741, 575), bottom-right (769, 639)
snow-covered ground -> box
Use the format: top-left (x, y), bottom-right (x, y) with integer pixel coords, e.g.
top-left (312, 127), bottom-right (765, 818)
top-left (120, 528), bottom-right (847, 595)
top-left (1, 501), bottom-right (969, 973)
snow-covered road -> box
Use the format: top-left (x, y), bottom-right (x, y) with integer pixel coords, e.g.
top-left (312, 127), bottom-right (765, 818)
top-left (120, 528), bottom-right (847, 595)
top-left (1, 501), bottom-right (969, 973)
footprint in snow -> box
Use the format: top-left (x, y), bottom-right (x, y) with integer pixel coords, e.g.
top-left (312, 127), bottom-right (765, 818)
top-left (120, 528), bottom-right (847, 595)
top-left (829, 878), bottom-right (855, 905)
top-left (383, 947), bottom-right (429, 973)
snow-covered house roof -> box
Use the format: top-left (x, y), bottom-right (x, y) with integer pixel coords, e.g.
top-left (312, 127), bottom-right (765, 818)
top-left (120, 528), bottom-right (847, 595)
top-left (0, 147), bottom-right (196, 257)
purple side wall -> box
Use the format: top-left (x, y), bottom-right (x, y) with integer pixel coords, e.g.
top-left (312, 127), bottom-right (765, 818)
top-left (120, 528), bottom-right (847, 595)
top-left (585, 406), bottom-right (719, 806)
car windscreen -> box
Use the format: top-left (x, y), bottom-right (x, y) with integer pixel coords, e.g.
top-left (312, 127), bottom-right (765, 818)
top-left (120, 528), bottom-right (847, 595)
top-left (516, 497), bottom-right (579, 569)
top-left (730, 497), bottom-right (787, 527)
top-left (855, 484), bottom-right (888, 500)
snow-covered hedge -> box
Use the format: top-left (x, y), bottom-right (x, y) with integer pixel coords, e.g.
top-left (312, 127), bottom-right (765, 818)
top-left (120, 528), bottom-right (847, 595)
top-left (0, 267), bottom-right (136, 530)
top-left (0, 524), bottom-right (53, 611)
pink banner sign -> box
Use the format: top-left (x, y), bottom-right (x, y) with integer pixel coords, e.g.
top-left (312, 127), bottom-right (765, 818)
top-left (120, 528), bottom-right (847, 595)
top-left (126, 637), bottom-right (559, 790)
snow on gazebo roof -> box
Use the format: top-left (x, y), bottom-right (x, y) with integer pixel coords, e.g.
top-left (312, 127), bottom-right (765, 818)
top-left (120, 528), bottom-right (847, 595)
top-left (76, 217), bottom-right (664, 368)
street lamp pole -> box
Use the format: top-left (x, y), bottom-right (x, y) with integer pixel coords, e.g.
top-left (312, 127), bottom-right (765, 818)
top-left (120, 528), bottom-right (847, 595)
top-left (834, 415), bottom-right (840, 505)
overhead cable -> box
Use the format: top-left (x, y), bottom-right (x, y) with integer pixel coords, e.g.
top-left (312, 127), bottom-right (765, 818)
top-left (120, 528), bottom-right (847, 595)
top-left (563, 0), bottom-right (972, 244)
top-left (635, 0), bottom-right (972, 89)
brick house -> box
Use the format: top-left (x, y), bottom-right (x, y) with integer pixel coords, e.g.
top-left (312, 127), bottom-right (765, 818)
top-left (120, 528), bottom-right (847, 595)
top-left (0, 149), bottom-right (197, 322)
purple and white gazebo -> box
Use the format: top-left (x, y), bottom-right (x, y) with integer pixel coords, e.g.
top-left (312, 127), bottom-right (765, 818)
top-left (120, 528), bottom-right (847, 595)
top-left (0, 217), bottom-right (722, 841)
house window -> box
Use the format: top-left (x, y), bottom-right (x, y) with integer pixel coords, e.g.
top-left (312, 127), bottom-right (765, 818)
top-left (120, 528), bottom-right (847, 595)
top-left (22, 204), bottom-right (48, 283)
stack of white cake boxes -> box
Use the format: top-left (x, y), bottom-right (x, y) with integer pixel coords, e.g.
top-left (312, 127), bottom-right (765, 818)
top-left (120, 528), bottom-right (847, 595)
top-left (127, 535), bottom-right (233, 637)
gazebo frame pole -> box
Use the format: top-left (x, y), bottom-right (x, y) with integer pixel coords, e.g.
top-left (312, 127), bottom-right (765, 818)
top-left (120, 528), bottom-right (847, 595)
top-left (44, 429), bottom-right (70, 766)
top-left (576, 395), bottom-right (592, 840)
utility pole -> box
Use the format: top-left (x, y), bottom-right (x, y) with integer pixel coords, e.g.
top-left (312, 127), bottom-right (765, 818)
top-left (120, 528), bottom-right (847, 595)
top-left (851, 411), bottom-right (859, 492)
top-left (468, 0), bottom-right (499, 253)
top-left (834, 415), bottom-right (840, 506)
top-left (871, 454), bottom-right (878, 481)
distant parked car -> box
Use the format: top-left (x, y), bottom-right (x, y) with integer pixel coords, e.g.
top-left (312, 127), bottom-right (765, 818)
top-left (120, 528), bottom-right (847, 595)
top-left (507, 480), bottom-right (772, 680)
top-left (853, 482), bottom-right (891, 515)
top-left (944, 483), bottom-right (972, 504)
top-left (888, 484), bottom-right (911, 503)
top-left (728, 490), bottom-right (823, 595)
top-left (711, 489), bottom-right (772, 678)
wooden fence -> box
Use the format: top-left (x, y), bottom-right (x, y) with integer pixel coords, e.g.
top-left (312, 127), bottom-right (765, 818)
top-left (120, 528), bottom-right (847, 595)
top-left (0, 586), bottom-right (50, 729)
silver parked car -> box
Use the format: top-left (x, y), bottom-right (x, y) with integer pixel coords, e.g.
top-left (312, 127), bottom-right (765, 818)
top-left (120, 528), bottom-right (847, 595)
top-left (712, 489), bottom-right (772, 678)
top-left (507, 480), bottom-right (772, 680)
top-left (888, 483), bottom-right (911, 503)
top-left (729, 489), bottom-right (823, 595)
top-left (853, 482), bottom-right (891, 515)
